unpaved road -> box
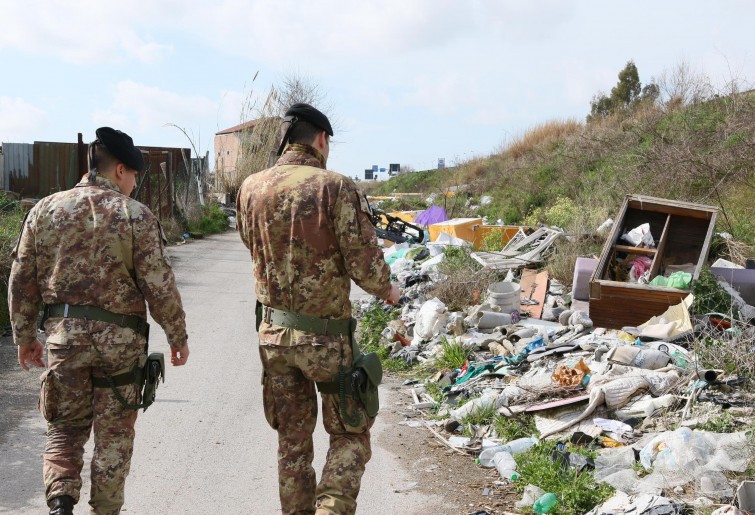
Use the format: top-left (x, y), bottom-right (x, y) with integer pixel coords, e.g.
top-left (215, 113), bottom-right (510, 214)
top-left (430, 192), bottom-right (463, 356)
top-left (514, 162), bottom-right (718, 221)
top-left (1, 231), bottom-right (499, 514)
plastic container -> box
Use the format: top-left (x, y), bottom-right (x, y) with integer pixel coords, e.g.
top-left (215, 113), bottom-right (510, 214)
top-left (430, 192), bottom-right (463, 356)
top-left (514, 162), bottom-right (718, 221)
top-left (478, 436), bottom-right (538, 467)
top-left (478, 445), bottom-right (509, 468)
top-left (487, 281), bottom-right (521, 313)
top-left (492, 451), bottom-right (519, 480)
top-left (449, 390), bottom-right (500, 421)
top-left (533, 492), bottom-right (558, 514)
top-left (504, 436), bottom-right (538, 454)
top-left (476, 311), bottom-right (514, 329)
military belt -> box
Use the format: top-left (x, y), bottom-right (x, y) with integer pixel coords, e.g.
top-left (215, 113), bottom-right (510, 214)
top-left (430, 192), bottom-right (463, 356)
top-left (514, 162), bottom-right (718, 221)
top-left (92, 364), bottom-right (144, 388)
top-left (43, 304), bottom-right (149, 337)
top-left (262, 305), bottom-right (351, 336)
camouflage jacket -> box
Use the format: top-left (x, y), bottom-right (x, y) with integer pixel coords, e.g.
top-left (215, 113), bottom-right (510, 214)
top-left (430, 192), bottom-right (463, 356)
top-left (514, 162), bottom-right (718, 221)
top-left (237, 144), bottom-right (391, 332)
top-left (8, 175), bottom-right (188, 349)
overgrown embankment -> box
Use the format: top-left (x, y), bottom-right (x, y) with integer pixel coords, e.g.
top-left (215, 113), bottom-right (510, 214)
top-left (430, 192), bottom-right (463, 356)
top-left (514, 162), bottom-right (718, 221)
top-left (366, 91), bottom-right (755, 252)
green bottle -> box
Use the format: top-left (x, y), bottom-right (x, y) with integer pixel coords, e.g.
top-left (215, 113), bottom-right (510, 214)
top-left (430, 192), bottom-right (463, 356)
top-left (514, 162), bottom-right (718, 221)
top-left (533, 492), bottom-right (557, 514)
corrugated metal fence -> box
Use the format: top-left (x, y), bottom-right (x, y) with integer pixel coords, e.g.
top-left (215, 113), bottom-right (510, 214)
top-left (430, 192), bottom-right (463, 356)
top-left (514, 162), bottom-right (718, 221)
top-left (2, 142), bottom-right (79, 198)
top-left (1, 139), bottom-right (191, 222)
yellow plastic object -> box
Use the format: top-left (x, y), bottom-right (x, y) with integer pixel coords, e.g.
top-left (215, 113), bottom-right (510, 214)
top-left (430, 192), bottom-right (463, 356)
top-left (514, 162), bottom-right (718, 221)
top-left (428, 217), bottom-right (482, 243)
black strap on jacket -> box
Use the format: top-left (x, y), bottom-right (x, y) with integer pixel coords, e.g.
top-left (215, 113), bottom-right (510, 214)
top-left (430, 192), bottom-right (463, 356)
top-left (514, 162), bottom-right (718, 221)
top-left (41, 304), bottom-right (149, 337)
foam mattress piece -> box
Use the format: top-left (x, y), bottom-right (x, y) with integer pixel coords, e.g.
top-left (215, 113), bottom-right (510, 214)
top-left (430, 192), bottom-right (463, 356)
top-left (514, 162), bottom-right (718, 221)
top-left (572, 257), bottom-right (599, 301)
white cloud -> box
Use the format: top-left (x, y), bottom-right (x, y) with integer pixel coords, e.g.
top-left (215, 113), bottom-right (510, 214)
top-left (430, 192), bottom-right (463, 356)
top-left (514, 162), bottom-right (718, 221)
top-left (0, 97), bottom-right (48, 142)
top-left (0, 1), bottom-right (172, 64)
top-left (92, 81), bottom-right (218, 134)
top-left (160, 0), bottom-right (575, 67)
top-left (402, 73), bottom-right (482, 115)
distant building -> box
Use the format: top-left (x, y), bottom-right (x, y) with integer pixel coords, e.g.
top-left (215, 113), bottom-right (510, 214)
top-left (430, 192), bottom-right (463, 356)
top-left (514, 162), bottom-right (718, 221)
top-left (214, 117), bottom-right (279, 189)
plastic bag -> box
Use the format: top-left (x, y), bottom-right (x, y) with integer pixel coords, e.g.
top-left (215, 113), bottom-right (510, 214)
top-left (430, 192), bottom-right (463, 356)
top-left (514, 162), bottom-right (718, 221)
top-left (650, 272), bottom-right (692, 289)
top-left (413, 298), bottom-right (449, 341)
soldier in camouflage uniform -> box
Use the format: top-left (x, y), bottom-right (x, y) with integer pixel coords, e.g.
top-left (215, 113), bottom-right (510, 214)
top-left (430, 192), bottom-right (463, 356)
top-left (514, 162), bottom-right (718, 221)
top-left (237, 103), bottom-right (399, 515)
top-left (9, 127), bottom-right (190, 515)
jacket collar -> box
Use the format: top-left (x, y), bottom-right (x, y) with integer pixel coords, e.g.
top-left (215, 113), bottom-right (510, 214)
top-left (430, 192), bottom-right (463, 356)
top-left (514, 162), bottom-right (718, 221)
top-left (76, 173), bottom-right (123, 194)
top-left (276, 143), bottom-right (326, 169)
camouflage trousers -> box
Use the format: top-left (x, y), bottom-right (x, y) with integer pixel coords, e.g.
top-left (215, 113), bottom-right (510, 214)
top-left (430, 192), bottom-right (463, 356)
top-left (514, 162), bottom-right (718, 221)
top-left (40, 341), bottom-right (144, 515)
top-left (259, 338), bottom-right (374, 515)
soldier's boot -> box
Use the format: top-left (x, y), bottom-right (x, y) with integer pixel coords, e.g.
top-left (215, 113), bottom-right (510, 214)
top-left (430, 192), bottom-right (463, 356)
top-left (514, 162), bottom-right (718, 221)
top-left (48, 495), bottom-right (74, 515)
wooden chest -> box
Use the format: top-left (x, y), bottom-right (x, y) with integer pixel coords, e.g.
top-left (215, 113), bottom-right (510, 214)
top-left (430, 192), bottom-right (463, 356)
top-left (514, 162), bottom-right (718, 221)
top-left (589, 195), bottom-right (717, 329)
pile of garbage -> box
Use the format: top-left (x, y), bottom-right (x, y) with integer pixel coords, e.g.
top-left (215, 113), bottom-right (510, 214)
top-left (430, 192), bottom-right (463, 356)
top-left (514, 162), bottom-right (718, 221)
top-left (359, 228), bottom-right (755, 514)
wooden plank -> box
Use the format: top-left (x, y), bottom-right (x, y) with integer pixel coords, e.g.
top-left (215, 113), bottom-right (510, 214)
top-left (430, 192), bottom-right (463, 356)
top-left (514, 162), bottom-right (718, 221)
top-left (593, 196), bottom-right (629, 282)
top-left (525, 394), bottom-right (590, 413)
top-left (519, 269), bottom-right (548, 319)
top-left (627, 195), bottom-right (718, 218)
top-left (589, 283), bottom-right (688, 329)
top-left (649, 214), bottom-right (671, 278)
top-left (614, 244), bottom-right (657, 256)
top-left (696, 210), bottom-right (718, 280)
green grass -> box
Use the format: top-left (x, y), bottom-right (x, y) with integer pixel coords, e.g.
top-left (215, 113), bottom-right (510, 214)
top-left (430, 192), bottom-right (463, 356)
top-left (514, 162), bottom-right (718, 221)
top-left (696, 411), bottom-right (741, 433)
top-left (513, 443), bottom-right (615, 514)
top-left (493, 414), bottom-right (538, 442)
top-left (423, 381), bottom-right (445, 403)
top-left (460, 403), bottom-right (498, 433)
top-left (383, 357), bottom-right (411, 372)
top-left (434, 337), bottom-right (472, 371)
top-left (358, 303), bottom-right (398, 353)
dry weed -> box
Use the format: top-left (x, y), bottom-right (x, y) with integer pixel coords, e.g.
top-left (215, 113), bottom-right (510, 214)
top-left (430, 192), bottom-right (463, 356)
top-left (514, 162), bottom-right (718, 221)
top-left (428, 266), bottom-right (502, 312)
top-left (692, 320), bottom-right (755, 380)
top-left (503, 119), bottom-right (583, 161)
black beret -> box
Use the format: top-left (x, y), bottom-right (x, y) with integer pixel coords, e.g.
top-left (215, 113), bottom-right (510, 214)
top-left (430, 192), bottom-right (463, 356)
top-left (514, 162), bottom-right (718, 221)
top-left (284, 103), bottom-right (333, 136)
top-left (95, 127), bottom-right (145, 172)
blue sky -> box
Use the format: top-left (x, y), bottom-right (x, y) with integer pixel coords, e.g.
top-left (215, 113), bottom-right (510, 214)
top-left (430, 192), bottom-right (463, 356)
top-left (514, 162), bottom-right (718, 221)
top-left (2, 0), bottom-right (754, 182)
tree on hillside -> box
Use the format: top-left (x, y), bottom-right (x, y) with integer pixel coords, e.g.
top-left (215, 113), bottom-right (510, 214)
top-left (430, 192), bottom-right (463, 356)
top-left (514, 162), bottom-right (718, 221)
top-left (588, 60), bottom-right (659, 121)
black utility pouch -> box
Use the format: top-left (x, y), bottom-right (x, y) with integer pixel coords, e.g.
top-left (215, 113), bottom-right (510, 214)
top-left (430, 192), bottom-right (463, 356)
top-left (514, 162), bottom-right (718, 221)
top-left (141, 352), bottom-right (165, 411)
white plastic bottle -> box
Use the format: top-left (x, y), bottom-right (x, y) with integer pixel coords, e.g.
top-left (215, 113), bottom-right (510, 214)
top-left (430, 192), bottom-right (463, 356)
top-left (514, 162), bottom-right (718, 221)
top-left (449, 390), bottom-right (500, 420)
top-left (504, 436), bottom-right (538, 455)
top-left (478, 436), bottom-right (538, 467)
top-left (493, 451), bottom-right (519, 480)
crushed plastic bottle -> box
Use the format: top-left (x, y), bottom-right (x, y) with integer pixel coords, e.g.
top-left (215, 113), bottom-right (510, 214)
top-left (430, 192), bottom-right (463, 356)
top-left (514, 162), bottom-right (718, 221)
top-left (478, 436), bottom-right (538, 467)
top-left (492, 451), bottom-right (519, 480)
top-left (533, 492), bottom-right (558, 514)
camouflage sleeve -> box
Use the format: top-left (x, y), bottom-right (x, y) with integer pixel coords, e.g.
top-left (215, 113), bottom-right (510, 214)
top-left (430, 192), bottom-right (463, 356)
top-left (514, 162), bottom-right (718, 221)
top-left (132, 213), bottom-right (188, 349)
top-left (333, 179), bottom-right (392, 300)
top-left (8, 209), bottom-right (41, 346)
top-left (236, 186), bottom-right (250, 250)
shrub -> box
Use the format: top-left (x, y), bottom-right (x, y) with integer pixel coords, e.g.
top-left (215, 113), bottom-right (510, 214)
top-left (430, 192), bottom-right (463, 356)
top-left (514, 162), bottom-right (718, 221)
top-left (428, 246), bottom-right (503, 311)
top-left (188, 202), bottom-right (230, 235)
top-left (0, 202), bottom-right (28, 326)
